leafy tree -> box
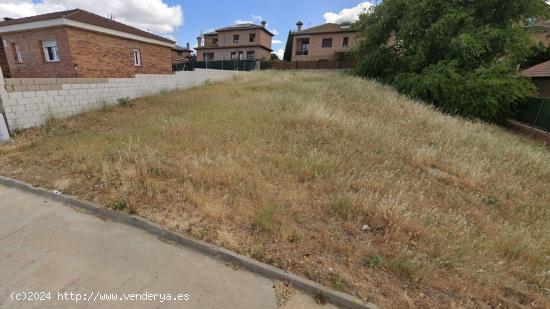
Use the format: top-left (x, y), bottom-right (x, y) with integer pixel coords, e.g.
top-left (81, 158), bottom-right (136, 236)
top-left (354, 0), bottom-right (550, 122)
top-left (283, 30), bottom-right (293, 61)
top-left (270, 53), bottom-right (279, 61)
top-left (520, 42), bottom-right (550, 68)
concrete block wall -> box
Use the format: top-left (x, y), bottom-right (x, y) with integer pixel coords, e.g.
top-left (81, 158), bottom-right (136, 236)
top-left (0, 69), bottom-right (242, 131)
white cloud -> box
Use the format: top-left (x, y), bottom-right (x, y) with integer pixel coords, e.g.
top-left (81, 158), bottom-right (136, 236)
top-left (272, 39), bottom-right (282, 45)
top-left (235, 14), bottom-right (263, 25)
top-left (0, 0), bottom-right (183, 37)
top-left (323, 1), bottom-right (372, 24)
top-left (235, 15), bottom-right (278, 40)
top-left (274, 48), bottom-right (284, 60)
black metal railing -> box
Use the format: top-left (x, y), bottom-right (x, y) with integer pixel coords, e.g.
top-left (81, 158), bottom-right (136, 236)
top-left (176, 60), bottom-right (257, 72)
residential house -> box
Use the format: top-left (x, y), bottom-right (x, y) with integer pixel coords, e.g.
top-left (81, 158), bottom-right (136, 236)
top-left (531, 19), bottom-right (550, 47)
top-left (0, 9), bottom-right (175, 78)
top-left (195, 22), bottom-right (273, 61)
top-left (172, 43), bottom-right (193, 68)
top-left (522, 59), bottom-right (550, 98)
top-left (291, 21), bottom-right (358, 62)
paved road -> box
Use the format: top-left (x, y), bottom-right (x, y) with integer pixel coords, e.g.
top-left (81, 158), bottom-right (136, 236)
top-left (0, 185), bottom-right (335, 309)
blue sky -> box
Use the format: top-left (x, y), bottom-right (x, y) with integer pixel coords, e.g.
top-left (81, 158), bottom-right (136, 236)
top-left (2, 1), bottom-right (373, 57)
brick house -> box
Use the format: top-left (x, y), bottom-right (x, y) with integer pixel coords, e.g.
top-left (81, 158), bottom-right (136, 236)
top-left (172, 43), bottom-right (193, 69)
top-left (521, 60), bottom-right (550, 98)
top-left (195, 22), bottom-right (273, 61)
top-left (291, 22), bottom-right (358, 62)
top-left (0, 9), bottom-right (175, 78)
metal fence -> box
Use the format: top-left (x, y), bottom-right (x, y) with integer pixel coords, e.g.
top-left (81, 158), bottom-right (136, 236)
top-left (260, 60), bottom-right (356, 70)
top-left (177, 60), bottom-right (257, 72)
top-left (514, 97), bottom-right (550, 132)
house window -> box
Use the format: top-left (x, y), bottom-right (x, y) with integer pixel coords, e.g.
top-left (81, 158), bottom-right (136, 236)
top-left (322, 38), bottom-right (333, 48)
top-left (297, 39), bottom-right (309, 55)
top-left (233, 34), bottom-right (240, 43)
top-left (133, 49), bottom-right (141, 66)
top-left (343, 37), bottom-right (349, 48)
top-left (230, 52), bottom-right (236, 60)
top-left (204, 52), bottom-right (214, 60)
top-left (212, 38), bottom-right (218, 45)
top-left (247, 51), bottom-right (255, 60)
top-left (11, 43), bottom-right (22, 63)
top-left (42, 40), bottom-right (60, 62)
top-left (249, 33), bottom-right (256, 42)
top-left (238, 51), bottom-right (243, 60)
top-left (177, 51), bottom-right (183, 56)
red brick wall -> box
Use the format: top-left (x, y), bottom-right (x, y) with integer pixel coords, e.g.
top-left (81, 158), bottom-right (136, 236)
top-left (292, 31), bottom-right (359, 61)
top-left (0, 43), bottom-right (12, 77)
top-left (66, 27), bottom-right (172, 78)
top-left (1, 27), bottom-right (77, 78)
top-left (0, 26), bottom-right (172, 78)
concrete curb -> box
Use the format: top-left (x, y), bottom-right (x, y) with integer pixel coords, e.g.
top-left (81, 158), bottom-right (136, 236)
top-left (0, 175), bottom-right (378, 309)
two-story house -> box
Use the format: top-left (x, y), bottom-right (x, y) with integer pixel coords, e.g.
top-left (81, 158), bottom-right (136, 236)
top-left (195, 22), bottom-right (273, 61)
top-left (291, 21), bottom-right (358, 62)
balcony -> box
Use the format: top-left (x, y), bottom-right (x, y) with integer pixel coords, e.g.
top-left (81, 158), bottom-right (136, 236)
top-left (295, 38), bottom-right (310, 56)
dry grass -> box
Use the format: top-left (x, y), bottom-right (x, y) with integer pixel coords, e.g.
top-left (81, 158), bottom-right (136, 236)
top-left (1, 71), bottom-right (549, 308)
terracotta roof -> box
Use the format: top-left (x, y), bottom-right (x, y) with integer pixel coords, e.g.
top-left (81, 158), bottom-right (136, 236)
top-left (215, 23), bottom-right (274, 36)
top-left (293, 23), bottom-right (358, 35)
top-left (521, 59), bottom-right (550, 78)
top-left (173, 44), bottom-right (192, 52)
top-left (195, 43), bottom-right (273, 52)
top-left (0, 9), bottom-right (174, 44)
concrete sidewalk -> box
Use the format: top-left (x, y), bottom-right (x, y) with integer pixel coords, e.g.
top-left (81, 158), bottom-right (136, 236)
top-left (0, 185), bottom-right (335, 309)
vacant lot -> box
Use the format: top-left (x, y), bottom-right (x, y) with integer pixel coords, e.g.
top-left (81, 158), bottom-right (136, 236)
top-left (1, 72), bottom-right (549, 308)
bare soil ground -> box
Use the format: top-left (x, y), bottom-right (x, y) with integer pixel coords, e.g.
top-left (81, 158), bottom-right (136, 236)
top-left (1, 72), bottom-right (549, 308)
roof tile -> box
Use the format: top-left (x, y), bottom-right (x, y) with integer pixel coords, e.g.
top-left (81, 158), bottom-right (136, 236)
top-left (293, 23), bottom-right (358, 35)
top-left (521, 59), bottom-right (550, 78)
top-left (0, 9), bottom-right (174, 44)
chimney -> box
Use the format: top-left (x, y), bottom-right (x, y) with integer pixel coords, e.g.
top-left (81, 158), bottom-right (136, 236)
top-left (186, 42), bottom-right (190, 49)
top-left (197, 36), bottom-right (202, 47)
top-left (296, 21), bottom-right (303, 31)
top-left (261, 21), bottom-right (267, 28)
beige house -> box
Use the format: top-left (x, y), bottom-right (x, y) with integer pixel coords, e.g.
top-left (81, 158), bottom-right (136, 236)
top-left (291, 22), bottom-right (358, 62)
top-left (195, 22), bottom-right (273, 61)
top-left (532, 20), bottom-right (550, 46)
top-left (172, 43), bottom-right (192, 68)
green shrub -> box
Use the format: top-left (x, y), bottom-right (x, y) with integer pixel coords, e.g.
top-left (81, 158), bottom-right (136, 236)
top-left (354, 0), bottom-right (548, 122)
top-left (117, 97), bottom-right (133, 107)
top-left (42, 116), bottom-right (60, 135)
top-left (112, 197), bottom-right (126, 211)
top-left (393, 62), bottom-right (535, 122)
top-left (363, 255), bottom-right (385, 268)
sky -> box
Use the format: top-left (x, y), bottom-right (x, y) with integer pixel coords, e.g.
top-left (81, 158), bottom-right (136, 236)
top-left (0, 1), bottom-right (374, 59)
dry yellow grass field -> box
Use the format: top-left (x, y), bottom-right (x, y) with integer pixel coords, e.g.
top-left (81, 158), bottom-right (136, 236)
top-left (1, 71), bottom-right (549, 308)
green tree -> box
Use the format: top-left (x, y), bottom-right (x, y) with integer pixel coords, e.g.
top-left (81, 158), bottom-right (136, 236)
top-left (521, 42), bottom-right (550, 68)
top-left (354, 0), bottom-right (550, 122)
top-left (283, 30), bottom-right (293, 61)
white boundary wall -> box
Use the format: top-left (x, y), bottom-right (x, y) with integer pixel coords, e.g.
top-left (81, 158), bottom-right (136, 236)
top-left (0, 69), bottom-right (243, 132)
